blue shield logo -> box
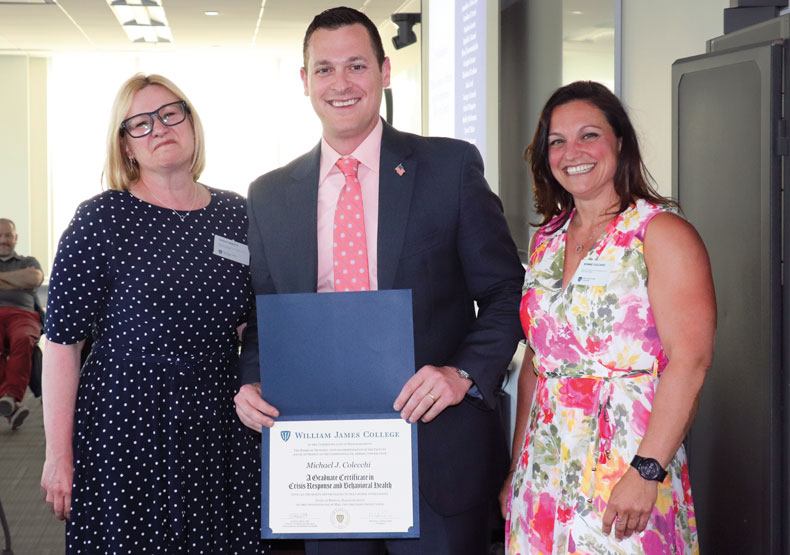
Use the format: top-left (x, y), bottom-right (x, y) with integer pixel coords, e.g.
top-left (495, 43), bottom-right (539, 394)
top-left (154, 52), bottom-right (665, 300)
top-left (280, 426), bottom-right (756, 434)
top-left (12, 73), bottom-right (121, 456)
top-left (280, 430), bottom-right (291, 442)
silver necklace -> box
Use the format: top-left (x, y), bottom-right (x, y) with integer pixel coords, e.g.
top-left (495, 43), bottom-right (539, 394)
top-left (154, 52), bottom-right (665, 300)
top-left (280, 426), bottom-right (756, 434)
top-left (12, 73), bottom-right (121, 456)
top-left (145, 183), bottom-right (199, 223)
top-left (570, 217), bottom-right (611, 254)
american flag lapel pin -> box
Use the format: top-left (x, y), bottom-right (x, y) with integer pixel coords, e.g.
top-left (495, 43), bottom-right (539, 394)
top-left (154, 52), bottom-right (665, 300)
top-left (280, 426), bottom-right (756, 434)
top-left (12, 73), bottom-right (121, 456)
top-left (395, 163), bottom-right (405, 176)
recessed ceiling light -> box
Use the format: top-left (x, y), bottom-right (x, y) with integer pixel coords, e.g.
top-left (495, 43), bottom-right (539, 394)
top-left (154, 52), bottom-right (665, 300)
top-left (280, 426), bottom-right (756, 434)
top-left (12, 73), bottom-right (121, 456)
top-left (204, 10), bottom-right (219, 16)
top-left (107, 0), bottom-right (173, 44)
top-left (570, 10), bottom-right (583, 15)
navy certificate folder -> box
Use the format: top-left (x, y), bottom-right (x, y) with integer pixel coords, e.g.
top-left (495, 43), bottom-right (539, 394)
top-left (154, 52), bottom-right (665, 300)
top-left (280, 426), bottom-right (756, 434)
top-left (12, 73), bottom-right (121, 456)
top-left (257, 289), bottom-right (419, 539)
top-left (257, 289), bottom-right (415, 414)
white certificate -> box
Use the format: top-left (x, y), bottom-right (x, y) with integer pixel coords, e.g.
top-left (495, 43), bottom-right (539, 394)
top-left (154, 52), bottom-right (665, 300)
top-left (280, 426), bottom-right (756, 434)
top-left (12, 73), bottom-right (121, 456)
top-left (266, 418), bottom-right (417, 537)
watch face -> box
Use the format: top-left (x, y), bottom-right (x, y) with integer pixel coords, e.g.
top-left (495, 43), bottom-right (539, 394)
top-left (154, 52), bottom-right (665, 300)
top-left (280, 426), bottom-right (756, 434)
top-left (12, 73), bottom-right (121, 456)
top-left (639, 459), bottom-right (662, 480)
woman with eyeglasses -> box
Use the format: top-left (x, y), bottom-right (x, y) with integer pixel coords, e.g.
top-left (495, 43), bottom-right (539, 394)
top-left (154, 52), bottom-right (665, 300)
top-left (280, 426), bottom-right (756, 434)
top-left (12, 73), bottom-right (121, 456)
top-left (40, 74), bottom-right (267, 553)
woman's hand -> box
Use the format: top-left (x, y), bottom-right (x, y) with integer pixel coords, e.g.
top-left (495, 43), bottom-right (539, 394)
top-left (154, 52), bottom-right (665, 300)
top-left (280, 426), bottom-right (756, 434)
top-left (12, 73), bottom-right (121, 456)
top-left (498, 470), bottom-right (515, 519)
top-left (598, 212), bottom-right (714, 540)
top-left (502, 348), bottom-right (536, 520)
top-left (234, 382), bottom-right (280, 432)
top-left (41, 339), bottom-right (81, 521)
top-left (41, 454), bottom-right (74, 520)
top-left (601, 467), bottom-right (658, 540)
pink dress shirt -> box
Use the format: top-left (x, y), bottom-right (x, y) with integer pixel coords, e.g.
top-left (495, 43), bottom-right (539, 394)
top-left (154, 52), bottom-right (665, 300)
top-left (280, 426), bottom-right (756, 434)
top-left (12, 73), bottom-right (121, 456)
top-left (316, 119), bottom-right (382, 293)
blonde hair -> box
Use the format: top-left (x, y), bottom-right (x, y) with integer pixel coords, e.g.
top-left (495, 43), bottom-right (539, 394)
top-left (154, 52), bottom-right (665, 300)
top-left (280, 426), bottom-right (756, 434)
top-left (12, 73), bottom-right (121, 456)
top-left (103, 74), bottom-right (206, 191)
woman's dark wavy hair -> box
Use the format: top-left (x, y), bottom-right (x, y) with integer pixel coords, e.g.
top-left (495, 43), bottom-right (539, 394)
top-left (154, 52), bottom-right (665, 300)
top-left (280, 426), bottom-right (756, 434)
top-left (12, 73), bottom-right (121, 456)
top-left (527, 81), bottom-right (675, 232)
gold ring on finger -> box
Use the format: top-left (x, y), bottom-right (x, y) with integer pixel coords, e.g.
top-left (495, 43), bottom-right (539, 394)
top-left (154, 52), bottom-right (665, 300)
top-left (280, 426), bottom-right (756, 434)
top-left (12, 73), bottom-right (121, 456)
top-left (427, 392), bottom-right (436, 401)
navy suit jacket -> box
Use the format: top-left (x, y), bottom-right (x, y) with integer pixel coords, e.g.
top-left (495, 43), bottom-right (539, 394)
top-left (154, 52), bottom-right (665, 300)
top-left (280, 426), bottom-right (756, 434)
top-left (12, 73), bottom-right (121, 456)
top-left (240, 122), bottom-right (525, 515)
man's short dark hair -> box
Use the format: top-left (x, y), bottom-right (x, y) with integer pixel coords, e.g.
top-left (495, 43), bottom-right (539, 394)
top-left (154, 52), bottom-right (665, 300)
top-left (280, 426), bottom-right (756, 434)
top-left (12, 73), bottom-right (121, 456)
top-left (0, 218), bottom-right (16, 231)
top-left (303, 7), bottom-right (386, 69)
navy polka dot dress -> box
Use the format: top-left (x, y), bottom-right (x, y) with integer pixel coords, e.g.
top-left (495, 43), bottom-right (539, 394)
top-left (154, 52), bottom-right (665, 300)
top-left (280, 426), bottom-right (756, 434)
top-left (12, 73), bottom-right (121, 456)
top-left (46, 188), bottom-right (267, 554)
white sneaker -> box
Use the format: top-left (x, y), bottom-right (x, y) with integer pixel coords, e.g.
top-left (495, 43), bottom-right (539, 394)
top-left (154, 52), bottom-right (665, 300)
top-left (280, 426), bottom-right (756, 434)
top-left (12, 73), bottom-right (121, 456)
top-left (0, 395), bottom-right (14, 417)
top-left (8, 404), bottom-right (29, 430)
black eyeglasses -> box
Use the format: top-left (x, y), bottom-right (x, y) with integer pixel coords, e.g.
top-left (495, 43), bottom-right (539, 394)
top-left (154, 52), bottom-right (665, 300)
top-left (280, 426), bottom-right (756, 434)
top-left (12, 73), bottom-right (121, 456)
top-left (120, 101), bottom-right (190, 138)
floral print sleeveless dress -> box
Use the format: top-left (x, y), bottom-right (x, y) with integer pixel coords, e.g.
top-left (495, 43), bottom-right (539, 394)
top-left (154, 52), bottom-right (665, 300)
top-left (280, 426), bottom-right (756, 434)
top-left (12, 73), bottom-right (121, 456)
top-left (506, 200), bottom-right (698, 554)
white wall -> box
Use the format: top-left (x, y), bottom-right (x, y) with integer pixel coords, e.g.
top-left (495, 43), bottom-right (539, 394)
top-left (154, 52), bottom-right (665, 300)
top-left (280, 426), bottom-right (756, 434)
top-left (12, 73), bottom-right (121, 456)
top-left (1, 9), bottom-right (422, 276)
top-left (382, 0), bottom-right (422, 135)
top-left (45, 52), bottom-right (321, 258)
top-left (0, 57), bottom-right (30, 254)
top-left (620, 0), bottom-right (729, 197)
top-left (28, 57), bottom-right (49, 268)
top-left (0, 0), bottom-right (746, 274)
top-left (0, 55), bottom-right (48, 262)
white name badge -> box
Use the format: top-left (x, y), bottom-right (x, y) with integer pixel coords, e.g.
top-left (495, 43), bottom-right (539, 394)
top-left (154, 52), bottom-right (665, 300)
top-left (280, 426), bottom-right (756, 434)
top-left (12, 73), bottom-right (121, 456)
top-left (574, 259), bottom-right (614, 287)
top-left (213, 235), bottom-right (250, 265)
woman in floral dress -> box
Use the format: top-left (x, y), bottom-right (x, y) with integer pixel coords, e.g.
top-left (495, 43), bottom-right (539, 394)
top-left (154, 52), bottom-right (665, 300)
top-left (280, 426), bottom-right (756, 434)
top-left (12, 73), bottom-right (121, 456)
top-left (501, 81), bottom-right (716, 554)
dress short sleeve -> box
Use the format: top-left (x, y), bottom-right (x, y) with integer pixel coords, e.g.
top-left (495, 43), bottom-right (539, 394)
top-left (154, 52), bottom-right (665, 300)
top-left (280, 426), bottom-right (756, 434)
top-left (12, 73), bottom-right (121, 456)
top-left (45, 195), bottom-right (110, 345)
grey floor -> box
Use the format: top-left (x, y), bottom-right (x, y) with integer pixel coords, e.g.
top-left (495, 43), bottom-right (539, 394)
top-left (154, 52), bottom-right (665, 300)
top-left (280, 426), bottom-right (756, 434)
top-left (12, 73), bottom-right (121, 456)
top-left (0, 390), bottom-right (308, 555)
top-left (0, 389), bottom-right (507, 554)
top-left (0, 391), bottom-right (66, 554)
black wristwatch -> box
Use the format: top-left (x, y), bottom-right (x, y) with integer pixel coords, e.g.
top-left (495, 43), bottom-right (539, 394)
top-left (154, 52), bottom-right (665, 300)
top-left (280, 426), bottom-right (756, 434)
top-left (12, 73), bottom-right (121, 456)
top-left (630, 455), bottom-right (668, 482)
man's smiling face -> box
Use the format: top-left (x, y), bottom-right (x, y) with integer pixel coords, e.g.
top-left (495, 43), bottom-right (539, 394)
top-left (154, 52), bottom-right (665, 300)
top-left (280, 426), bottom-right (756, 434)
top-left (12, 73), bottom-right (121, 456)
top-left (301, 23), bottom-right (391, 154)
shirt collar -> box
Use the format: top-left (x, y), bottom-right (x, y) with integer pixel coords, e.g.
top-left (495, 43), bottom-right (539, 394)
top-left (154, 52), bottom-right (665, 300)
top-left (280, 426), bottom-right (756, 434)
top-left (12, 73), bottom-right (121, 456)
top-left (0, 251), bottom-right (19, 262)
top-left (319, 118), bottom-right (383, 184)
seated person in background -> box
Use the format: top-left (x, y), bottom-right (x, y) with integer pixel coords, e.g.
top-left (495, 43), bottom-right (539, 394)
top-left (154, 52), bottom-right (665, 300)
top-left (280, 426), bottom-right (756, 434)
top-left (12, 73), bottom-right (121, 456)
top-left (0, 217), bottom-right (44, 430)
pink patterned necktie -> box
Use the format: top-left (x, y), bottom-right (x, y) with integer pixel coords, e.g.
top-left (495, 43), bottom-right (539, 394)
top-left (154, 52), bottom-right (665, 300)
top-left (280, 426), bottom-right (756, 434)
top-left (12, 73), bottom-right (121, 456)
top-left (333, 157), bottom-right (370, 292)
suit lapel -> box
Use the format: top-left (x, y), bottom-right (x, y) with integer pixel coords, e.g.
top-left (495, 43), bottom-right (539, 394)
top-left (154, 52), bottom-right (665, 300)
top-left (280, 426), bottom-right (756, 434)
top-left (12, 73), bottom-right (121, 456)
top-left (377, 123), bottom-right (415, 290)
top-left (274, 143), bottom-right (320, 292)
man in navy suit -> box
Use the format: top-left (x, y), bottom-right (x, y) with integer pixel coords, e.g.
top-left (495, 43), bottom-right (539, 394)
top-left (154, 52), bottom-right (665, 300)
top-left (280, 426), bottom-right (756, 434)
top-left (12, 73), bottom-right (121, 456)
top-left (236, 7), bottom-right (524, 554)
